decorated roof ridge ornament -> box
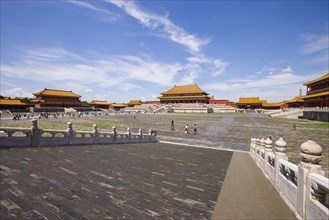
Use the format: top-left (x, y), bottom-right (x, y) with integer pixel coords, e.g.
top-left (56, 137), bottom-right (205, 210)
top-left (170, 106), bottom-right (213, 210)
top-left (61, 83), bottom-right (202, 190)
top-left (300, 140), bottom-right (323, 164)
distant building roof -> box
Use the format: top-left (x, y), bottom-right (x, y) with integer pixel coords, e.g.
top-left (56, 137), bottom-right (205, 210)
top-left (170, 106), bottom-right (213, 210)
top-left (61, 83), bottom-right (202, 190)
top-left (127, 100), bottom-right (142, 105)
top-left (303, 73), bottom-right (329, 86)
top-left (33, 88), bottom-right (81, 98)
top-left (286, 97), bottom-right (304, 103)
top-left (111, 104), bottom-right (128, 108)
top-left (161, 84), bottom-right (208, 95)
top-left (0, 99), bottom-right (27, 106)
top-left (261, 101), bottom-right (286, 107)
top-left (159, 95), bottom-right (210, 99)
top-left (237, 97), bottom-right (262, 104)
top-left (90, 100), bottom-right (110, 105)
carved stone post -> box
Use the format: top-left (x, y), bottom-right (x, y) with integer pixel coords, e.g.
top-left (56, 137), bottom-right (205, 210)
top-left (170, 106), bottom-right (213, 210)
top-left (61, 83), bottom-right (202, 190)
top-left (67, 122), bottom-right (74, 145)
top-left (250, 138), bottom-right (255, 157)
top-left (264, 137), bottom-right (273, 176)
top-left (139, 128), bottom-right (143, 141)
top-left (255, 138), bottom-right (260, 156)
top-left (112, 126), bottom-right (117, 143)
top-left (297, 140), bottom-right (324, 219)
top-left (148, 129), bottom-right (153, 142)
top-left (93, 124), bottom-right (98, 144)
top-left (265, 137), bottom-right (273, 160)
top-left (265, 137), bottom-right (273, 152)
top-left (260, 137), bottom-right (265, 158)
top-left (127, 127), bottom-right (131, 142)
top-left (275, 137), bottom-right (288, 187)
top-left (31, 119), bottom-right (39, 147)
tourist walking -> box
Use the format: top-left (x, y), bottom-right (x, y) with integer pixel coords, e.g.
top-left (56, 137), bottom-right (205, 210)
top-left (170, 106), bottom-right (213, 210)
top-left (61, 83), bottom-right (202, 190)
top-left (193, 124), bottom-right (197, 134)
top-left (185, 124), bottom-right (190, 134)
top-left (171, 120), bottom-right (175, 131)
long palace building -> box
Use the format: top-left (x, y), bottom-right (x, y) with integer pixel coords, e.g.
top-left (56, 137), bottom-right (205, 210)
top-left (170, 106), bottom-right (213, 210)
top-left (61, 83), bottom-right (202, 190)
top-left (158, 84), bottom-right (211, 104)
top-left (33, 88), bottom-right (82, 108)
top-left (301, 73), bottom-right (329, 107)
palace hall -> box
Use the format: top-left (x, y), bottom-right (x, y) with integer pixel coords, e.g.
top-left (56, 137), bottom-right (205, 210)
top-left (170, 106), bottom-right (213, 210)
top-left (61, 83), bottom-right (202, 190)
top-left (33, 88), bottom-right (82, 108)
top-left (158, 84), bottom-right (211, 104)
top-left (301, 73), bottom-right (329, 107)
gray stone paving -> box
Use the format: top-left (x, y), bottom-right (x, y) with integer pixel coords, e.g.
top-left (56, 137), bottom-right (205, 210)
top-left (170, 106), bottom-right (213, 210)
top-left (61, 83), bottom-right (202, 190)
top-left (0, 143), bottom-right (233, 219)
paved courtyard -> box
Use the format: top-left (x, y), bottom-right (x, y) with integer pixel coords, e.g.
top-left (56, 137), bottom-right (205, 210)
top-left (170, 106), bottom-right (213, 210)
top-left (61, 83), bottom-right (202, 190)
top-left (0, 143), bottom-right (233, 219)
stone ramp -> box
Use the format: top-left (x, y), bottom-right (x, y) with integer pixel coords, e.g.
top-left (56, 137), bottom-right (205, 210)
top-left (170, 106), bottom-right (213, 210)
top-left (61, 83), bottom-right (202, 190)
top-left (211, 152), bottom-right (296, 220)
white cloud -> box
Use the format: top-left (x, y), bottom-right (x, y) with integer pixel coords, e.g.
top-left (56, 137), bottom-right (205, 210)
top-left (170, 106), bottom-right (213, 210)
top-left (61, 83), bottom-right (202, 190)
top-left (204, 66), bottom-right (321, 102)
top-left (67, 0), bottom-right (230, 81)
top-left (0, 88), bottom-right (33, 98)
top-left (186, 54), bottom-right (230, 77)
top-left (106, 0), bottom-right (210, 54)
top-left (300, 33), bottom-right (328, 55)
top-left (67, 0), bottom-right (119, 22)
top-left (1, 48), bottom-right (183, 91)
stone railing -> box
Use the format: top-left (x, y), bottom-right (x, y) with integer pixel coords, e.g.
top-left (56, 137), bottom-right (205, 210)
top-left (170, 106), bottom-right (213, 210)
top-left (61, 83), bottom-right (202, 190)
top-left (0, 119), bottom-right (157, 148)
top-left (172, 105), bottom-right (212, 113)
top-left (211, 105), bottom-right (237, 113)
top-left (304, 107), bottom-right (329, 112)
top-left (268, 108), bottom-right (304, 118)
top-left (250, 137), bottom-right (329, 220)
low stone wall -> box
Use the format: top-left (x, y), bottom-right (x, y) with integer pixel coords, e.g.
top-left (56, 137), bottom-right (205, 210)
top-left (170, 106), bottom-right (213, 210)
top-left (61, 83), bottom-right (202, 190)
top-left (303, 108), bottom-right (329, 122)
top-left (0, 119), bottom-right (157, 148)
top-left (250, 137), bottom-right (329, 220)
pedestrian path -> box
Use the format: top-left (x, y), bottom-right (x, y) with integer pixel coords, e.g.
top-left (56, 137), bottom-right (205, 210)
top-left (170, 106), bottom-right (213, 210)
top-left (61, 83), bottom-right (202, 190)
top-left (211, 152), bottom-right (296, 220)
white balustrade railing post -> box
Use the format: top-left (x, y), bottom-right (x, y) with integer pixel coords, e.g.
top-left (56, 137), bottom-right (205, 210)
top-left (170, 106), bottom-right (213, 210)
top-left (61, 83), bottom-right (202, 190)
top-left (264, 137), bottom-right (273, 163)
top-left (250, 138), bottom-right (254, 157)
top-left (275, 137), bottom-right (288, 187)
top-left (93, 124), bottom-right (98, 144)
top-left (139, 128), bottom-right (143, 140)
top-left (31, 119), bottom-right (39, 147)
top-left (260, 137), bottom-right (265, 169)
top-left (127, 127), bottom-right (131, 141)
top-left (297, 140), bottom-right (324, 219)
top-left (255, 138), bottom-right (260, 157)
top-left (112, 126), bottom-right (117, 143)
top-left (67, 122), bottom-right (74, 144)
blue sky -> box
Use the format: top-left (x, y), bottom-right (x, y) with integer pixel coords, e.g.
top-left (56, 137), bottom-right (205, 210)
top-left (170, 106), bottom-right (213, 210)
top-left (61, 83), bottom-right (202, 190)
top-left (1, 0), bottom-right (328, 103)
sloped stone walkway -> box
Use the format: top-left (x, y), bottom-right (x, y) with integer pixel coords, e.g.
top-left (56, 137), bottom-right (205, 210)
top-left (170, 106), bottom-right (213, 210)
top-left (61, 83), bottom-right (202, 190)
top-left (212, 152), bottom-right (296, 220)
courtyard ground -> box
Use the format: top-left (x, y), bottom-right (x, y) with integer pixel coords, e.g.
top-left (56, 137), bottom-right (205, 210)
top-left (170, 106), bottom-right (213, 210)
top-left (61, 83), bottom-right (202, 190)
top-left (1, 112), bottom-right (328, 176)
top-left (1, 143), bottom-right (233, 219)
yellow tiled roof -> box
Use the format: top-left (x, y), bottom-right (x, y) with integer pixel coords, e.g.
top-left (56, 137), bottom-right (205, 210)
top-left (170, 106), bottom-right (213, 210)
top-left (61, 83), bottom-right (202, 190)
top-left (161, 84), bottom-right (208, 95)
top-left (90, 100), bottom-right (110, 105)
top-left (0, 99), bottom-right (27, 105)
top-left (158, 95), bottom-right (210, 99)
top-left (127, 100), bottom-right (142, 105)
top-left (237, 97), bottom-right (261, 104)
top-left (303, 73), bottom-right (329, 86)
top-left (33, 88), bottom-right (81, 98)
top-left (300, 91), bottom-right (329, 99)
top-left (286, 97), bottom-right (304, 103)
top-left (262, 101), bottom-right (286, 107)
top-left (29, 99), bottom-right (45, 103)
top-left (111, 104), bottom-right (128, 107)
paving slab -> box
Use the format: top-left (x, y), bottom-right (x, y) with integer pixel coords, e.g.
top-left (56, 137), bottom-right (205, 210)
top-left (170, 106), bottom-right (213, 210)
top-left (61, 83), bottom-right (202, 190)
top-left (211, 152), bottom-right (296, 220)
top-left (0, 143), bottom-right (233, 219)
